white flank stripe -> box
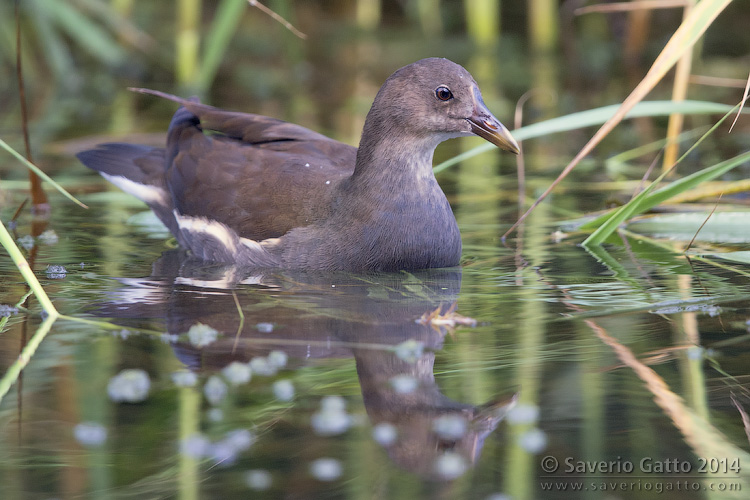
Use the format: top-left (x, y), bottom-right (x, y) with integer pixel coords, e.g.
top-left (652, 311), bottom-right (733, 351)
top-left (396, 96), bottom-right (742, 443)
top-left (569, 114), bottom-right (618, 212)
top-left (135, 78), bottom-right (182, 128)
top-left (174, 210), bottom-right (238, 254)
top-left (174, 269), bottom-right (237, 290)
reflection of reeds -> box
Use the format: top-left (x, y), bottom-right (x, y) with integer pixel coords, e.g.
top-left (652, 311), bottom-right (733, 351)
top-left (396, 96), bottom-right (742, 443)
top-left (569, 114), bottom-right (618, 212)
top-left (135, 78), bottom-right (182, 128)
top-left (590, 318), bottom-right (750, 496)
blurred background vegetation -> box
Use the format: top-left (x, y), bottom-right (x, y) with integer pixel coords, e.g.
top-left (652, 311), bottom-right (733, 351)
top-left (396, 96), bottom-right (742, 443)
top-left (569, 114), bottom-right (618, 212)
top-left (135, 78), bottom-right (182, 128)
top-left (2, 5), bottom-right (750, 498)
top-left (0, 0), bottom-right (748, 183)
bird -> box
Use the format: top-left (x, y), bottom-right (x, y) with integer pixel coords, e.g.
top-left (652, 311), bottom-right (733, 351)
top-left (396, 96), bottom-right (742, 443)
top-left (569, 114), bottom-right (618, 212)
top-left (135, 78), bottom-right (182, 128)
top-left (77, 58), bottom-right (519, 272)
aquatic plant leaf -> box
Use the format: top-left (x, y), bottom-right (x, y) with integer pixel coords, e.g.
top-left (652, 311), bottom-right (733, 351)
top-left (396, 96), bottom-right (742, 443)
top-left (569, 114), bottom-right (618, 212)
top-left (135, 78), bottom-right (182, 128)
top-left (707, 251), bottom-right (750, 265)
top-left (627, 212), bottom-right (750, 244)
top-left (582, 150), bottom-right (750, 245)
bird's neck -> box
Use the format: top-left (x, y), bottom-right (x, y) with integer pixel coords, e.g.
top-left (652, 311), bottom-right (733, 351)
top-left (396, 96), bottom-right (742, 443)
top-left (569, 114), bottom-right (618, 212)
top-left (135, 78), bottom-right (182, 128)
top-left (351, 118), bottom-right (442, 192)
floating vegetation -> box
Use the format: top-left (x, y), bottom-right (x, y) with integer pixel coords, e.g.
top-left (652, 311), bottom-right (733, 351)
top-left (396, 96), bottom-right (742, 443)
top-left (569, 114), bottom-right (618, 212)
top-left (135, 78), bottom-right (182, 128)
top-left (417, 305), bottom-right (477, 329)
top-left (0, 305), bottom-right (18, 317)
top-left (45, 265), bottom-right (67, 280)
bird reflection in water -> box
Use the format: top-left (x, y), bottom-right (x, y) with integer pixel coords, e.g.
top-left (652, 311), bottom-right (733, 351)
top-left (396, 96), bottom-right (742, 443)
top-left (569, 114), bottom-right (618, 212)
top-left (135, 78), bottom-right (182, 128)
top-left (97, 250), bottom-right (517, 480)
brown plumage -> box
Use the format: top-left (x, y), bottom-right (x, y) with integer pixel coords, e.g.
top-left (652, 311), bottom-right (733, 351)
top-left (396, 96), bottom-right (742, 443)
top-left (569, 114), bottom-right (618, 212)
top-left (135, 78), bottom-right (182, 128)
top-left (78, 58), bottom-right (518, 271)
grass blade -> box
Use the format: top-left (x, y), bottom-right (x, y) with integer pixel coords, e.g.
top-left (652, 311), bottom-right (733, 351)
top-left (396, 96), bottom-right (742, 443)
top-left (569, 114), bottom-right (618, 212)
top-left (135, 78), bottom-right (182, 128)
top-left (36, 0), bottom-right (127, 64)
top-left (582, 150), bottom-right (750, 246)
top-left (433, 100), bottom-right (740, 173)
top-left (580, 99), bottom-right (745, 238)
top-left (0, 219), bottom-right (58, 317)
top-left (503, 0), bottom-right (733, 239)
top-left (0, 138), bottom-right (88, 208)
top-left (199, 0), bottom-right (246, 92)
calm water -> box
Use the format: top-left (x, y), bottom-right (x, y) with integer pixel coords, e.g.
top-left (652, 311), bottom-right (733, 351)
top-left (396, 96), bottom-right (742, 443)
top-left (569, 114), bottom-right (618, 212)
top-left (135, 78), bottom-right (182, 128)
top-left (3, 3), bottom-right (750, 499)
top-left (2, 175), bottom-right (750, 499)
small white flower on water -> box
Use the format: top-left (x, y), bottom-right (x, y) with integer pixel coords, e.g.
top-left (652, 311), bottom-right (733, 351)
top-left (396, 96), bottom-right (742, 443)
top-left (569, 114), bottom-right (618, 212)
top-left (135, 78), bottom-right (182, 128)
top-left (519, 428), bottom-right (547, 454)
top-left (310, 458), bottom-right (342, 481)
top-left (320, 395), bottom-right (346, 412)
top-left (17, 235), bottom-right (34, 250)
top-left (267, 350), bottom-right (288, 369)
top-left (207, 408), bottom-right (224, 422)
top-left (256, 322), bottom-right (274, 333)
top-left (687, 346), bottom-right (704, 360)
top-left (245, 469), bottom-right (273, 490)
top-left (74, 422), bottom-right (107, 447)
top-left (432, 414), bottom-right (468, 440)
top-left (223, 429), bottom-right (256, 452)
top-left (434, 452), bottom-right (468, 480)
top-left (395, 339), bottom-right (424, 363)
top-left (273, 380), bottom-right (295, 401)
top-left (485, 494), bottom-right (512, 500)
top-left (171, 370), bottom-right (198, 387)
top-left (507, 404), bottom-right (540, 425)
top-left (372, 422), bottom-right (398, 446)
top-left (38, 229), bottom-right (59, 245)
top-left (312, 396), bottom-right (351, 436)
top-left (181, 433), bottom-right (211, 458)
top-left (222, 361), bottom-right (252, 385)
top-left (187, 323), bottom-right (219, 347)
top-left (107, 369), bottom-right (150, 403)
top-left (389, 375), bottom-right (418, 394)
top-left (204, 375), bottom-right (227, 406)
top-left (249, 356), bottom-right (277, 376)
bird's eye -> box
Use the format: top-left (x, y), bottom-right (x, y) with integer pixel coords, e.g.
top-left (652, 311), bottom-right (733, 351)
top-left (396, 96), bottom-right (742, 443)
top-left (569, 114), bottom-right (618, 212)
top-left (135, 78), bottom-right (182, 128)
top-left (435, 86), bottom-right (453, 101)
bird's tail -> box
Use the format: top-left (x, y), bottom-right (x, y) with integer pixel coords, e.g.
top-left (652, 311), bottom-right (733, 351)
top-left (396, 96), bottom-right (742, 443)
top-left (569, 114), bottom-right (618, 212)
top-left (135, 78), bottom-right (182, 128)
top-left (77, 143), bottom-right (179, 236)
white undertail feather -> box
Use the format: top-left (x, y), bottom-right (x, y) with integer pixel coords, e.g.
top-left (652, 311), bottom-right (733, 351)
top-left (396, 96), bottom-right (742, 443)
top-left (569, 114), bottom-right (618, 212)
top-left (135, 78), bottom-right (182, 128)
top-left (101, 173), bottom-right (169, 206)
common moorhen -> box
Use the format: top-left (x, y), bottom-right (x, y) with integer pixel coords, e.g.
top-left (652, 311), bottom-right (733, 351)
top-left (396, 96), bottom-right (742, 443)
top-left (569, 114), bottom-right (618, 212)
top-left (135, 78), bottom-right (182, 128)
top-left (78, 58), bottom-right (519, 271)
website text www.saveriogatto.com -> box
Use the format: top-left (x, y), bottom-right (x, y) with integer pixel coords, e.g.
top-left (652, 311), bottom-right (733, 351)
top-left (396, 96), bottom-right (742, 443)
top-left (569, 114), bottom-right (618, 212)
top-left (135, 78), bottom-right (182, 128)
top-left (539, 455), bottom-right (743, 494)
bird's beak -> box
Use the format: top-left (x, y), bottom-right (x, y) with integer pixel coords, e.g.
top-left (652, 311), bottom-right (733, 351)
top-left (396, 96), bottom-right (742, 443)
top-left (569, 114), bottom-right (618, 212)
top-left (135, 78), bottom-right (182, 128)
top-left (466, 88), bottom-right (520, 155)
